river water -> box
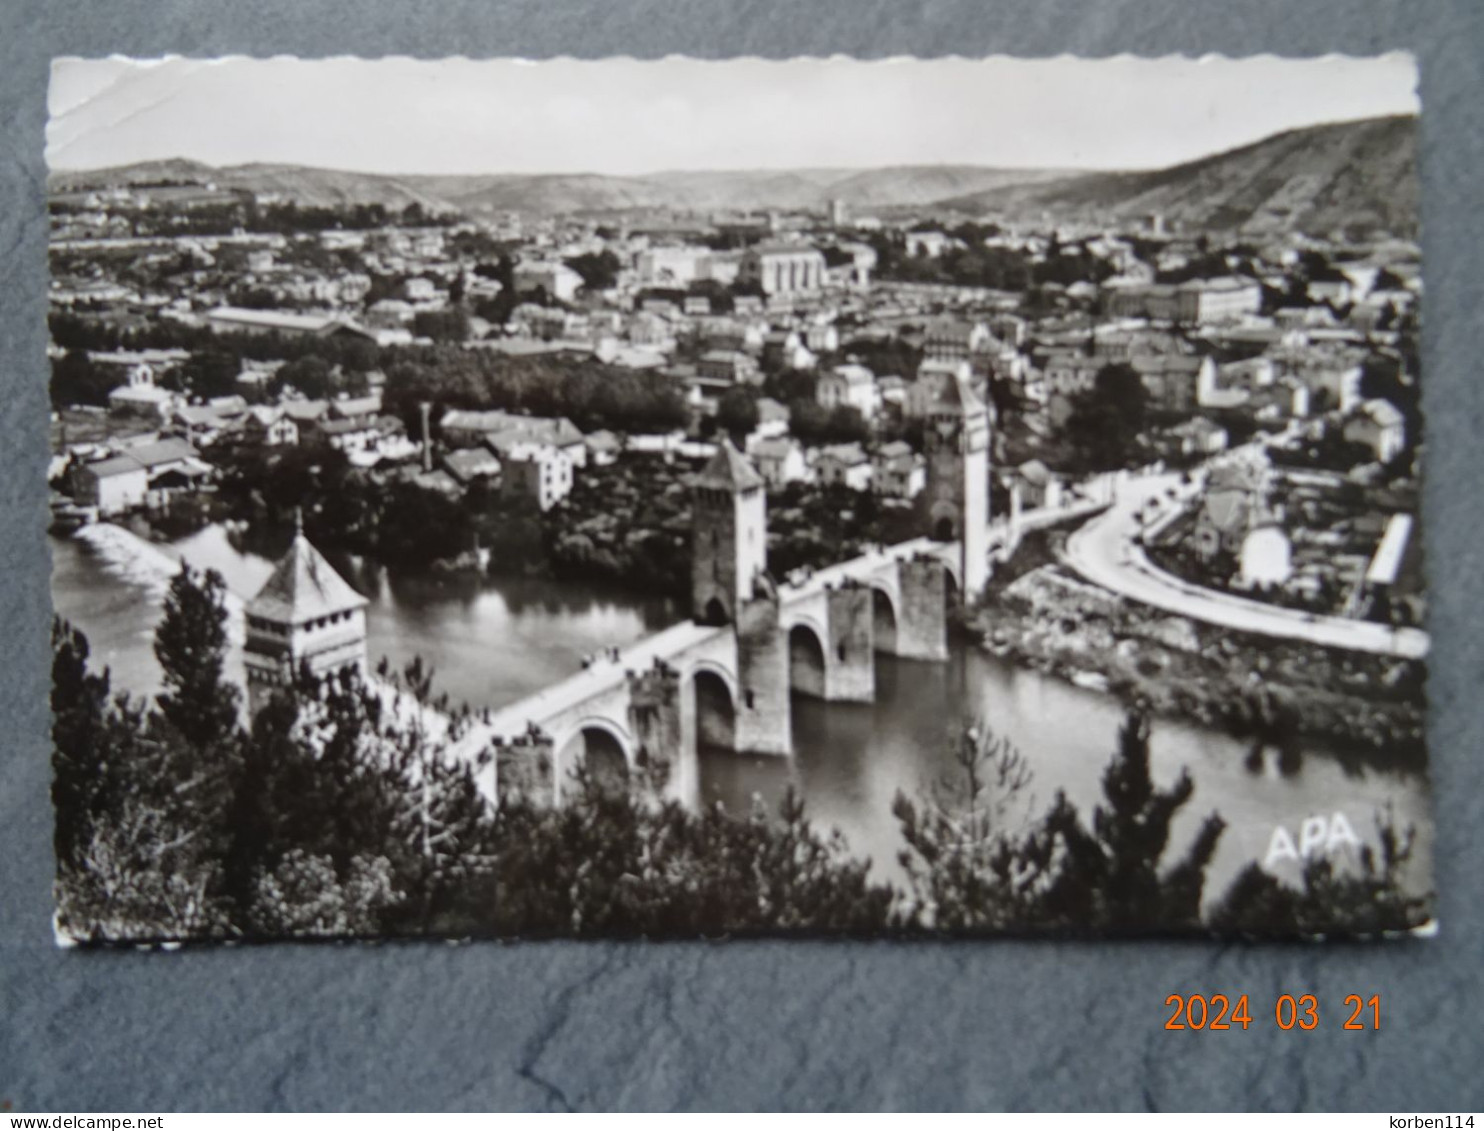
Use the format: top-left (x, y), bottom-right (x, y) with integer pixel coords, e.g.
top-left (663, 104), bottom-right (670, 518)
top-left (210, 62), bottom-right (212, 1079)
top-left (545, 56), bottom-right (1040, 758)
top-left (50, 523), bottom-right (1432, 902)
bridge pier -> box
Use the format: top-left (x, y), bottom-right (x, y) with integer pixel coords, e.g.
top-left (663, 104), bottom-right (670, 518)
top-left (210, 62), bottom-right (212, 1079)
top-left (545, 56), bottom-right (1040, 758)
top-left (627, 659), bottom-right (685, 799)
top-left (734, 592), bottom-right (792, 755)
top-left (824, 583), bottom-right (875, 701)
top-left (895, 556), bottom-right (949, 661)
top-left (493, 727), bottom-right (556, 808)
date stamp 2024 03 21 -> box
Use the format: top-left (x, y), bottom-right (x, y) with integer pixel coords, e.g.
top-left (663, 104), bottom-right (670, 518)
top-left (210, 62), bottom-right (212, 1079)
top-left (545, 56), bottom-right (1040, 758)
top-left (1165, 993), bottom-right (1382, 1032)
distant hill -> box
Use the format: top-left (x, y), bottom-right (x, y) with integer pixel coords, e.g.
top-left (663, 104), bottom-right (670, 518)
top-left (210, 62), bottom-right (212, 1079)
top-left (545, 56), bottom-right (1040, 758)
top-left (50, 161), bottom-right (1071, 217)
top-left (48, 115), bottom-right (1417, 234)
top-left (934, 115), bottom-right (1419, 237)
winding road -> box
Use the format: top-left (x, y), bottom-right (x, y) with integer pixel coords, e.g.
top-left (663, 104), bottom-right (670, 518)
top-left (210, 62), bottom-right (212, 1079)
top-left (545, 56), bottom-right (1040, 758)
top-left (1062, 471), bottom-right (1429, 660)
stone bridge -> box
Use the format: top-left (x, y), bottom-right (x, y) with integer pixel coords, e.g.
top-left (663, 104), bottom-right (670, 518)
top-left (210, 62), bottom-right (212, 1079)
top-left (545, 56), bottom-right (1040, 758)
top-left (458, 537), bottom-right (967, 806)
top-left (454, 492), bottom-right (1112, 807)
top-left (449, 382), bottom-right (1115, 807)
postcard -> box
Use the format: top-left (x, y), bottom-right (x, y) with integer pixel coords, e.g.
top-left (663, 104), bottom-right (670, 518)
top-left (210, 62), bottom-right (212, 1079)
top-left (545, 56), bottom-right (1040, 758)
top-left (44, 54), bottom-right (1429, 943)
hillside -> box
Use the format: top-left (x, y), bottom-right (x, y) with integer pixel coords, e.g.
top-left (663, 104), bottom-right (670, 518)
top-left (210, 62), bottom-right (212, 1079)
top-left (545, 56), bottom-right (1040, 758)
top-left (48, 115), bottom-right (1417, 234)
top-left (48, 160), bottom-right (1078, 218)
top-left (935, 115), bottom-right (1419, 236)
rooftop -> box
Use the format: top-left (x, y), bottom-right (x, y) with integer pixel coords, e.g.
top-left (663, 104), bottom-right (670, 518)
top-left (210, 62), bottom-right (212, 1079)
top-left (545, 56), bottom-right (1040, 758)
top-left (693, 438), bottom-right (764, 492)
top-left (246, 528), bottom-right (368, 625)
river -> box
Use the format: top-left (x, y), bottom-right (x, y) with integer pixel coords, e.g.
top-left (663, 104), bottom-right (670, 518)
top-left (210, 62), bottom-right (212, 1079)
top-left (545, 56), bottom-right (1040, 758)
top-left (49, 523), bottom-right (1432, 901)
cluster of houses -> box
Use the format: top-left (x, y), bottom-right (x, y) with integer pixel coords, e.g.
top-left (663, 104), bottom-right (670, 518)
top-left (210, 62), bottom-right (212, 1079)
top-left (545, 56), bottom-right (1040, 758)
top-left (50, 188), bottom-right (1422, 617)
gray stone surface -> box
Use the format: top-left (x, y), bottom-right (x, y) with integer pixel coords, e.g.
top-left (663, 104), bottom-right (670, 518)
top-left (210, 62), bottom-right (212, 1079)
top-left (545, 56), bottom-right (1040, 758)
top-left (1, 0), bottom-right (1480, 1111)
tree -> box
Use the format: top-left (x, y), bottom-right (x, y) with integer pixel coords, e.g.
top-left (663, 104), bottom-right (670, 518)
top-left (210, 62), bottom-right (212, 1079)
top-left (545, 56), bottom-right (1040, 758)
top-left (716, 386), bottom-right (761, 440)
top-left (50, 349), bottom-right (114, 408)
top-left (174, 350), bottom-right (243, 400)
top-left (1063, 363), bottom-right (1149, 472)
top-left (1032, 712), bottom-right (1225, 933)
top-left (272, 354), bottom-right (335, 399)
top-left (564, 251), bottom-right (621, 292)
top-left (154, 565), bottom-right (241, 756)
top-left (51, 619), bottom-right (123, 871)
top-left (483, 767), bottom-right (894, 938)
top-left (893, 722), bottom-right (1040, 930)
top-left (412, 308), bottom-right (471, 344)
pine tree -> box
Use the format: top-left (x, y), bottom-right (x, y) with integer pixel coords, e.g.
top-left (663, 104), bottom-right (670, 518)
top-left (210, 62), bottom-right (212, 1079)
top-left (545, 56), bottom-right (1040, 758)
top-left (1036, 711), bottom-right (1225, 933)
top-left (153, 564), bottom-right (241, 755)
top-left (51, 617), bottom-right (115, 870)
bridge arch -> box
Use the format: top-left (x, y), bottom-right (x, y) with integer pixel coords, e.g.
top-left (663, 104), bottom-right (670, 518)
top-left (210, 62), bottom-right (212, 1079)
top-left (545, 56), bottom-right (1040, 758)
top-left (690, 667), bottom-right (737, 751)
top-left (788, 621), bottom-right (828, 698)
top-left (555, 716), bottom-right (635, 796)
top-left (871, 585), bottom-right (899, 654)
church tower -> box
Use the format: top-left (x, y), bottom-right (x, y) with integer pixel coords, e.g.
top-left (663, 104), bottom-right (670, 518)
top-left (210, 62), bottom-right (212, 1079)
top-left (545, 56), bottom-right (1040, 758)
top-left (922, 370), bottom-right (991, 601)
top-left (243, 515), bottom-right (369, 716)
top-left (691, 437), bottom-right (768, 625)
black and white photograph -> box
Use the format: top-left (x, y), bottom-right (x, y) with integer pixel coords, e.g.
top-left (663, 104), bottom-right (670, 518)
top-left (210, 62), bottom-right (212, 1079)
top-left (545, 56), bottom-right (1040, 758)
top-left (44, 53), bottom-right (1431, 945)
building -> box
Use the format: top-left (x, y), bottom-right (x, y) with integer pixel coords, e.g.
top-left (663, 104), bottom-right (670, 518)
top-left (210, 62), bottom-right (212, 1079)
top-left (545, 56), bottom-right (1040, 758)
top-left (749, 436), bottom-right (809, 488)
top-left (738, 243), bottom-right (827, 296)
top-left (753, 397), bottom-right (791, 442)
top-left (513, 261), bottom-right (584, 303)
top-left (442, 447), bottom-right (502, 486)
top-left (203, 306), bottom-right (377, 341)
top-left (813, 443), bottom-right (873, 491)
top-left (872, 440), bottom-right (925, 500)
top-left (315, 416), bottom-right (382, 455)
top-left (241, 406), bottom-right (299, 448)
top-left (922, 319), bottom-right (993, 364)
top-left (803, 323), bottom-right (841, 354)
top-left (500, 443), bottom-right (574, 511)
top-left (690, 438), bottom-right (768, 625)
top-left (907, 358), bottom-right (974, 419)
top-left (106, 362), bottom-right (177, 419)
top-left (1239, 525), bottom-right (1294, 589)
top-left (1006, 459), bottom-right (1062, 513)
top-left (1176, 277), bottom-right (1263, 323)
top-left (440, 409), bottom-right (587, 467)
top-left (1039, 350), bottom-right (1104, 397)
top-left (243, 519), bottom-right (368, 716)
top-left (1132, 354), bottom-right (1215, 414)
top-left (637, 246), bottom-right (711, 287)
top-left (1191, 457), bottom-right (1276, 561)
top-left (922, 369), bottom-right (991, 600)
top-left (1343, 399), bottom-right (1406, 463)
top-left (584, 430), bottom-right (624, 467)
top-left (72, 455), bottom-right (149, 516)
top-left (1167, 416), bottom-right (1229, 457)
top-left (697, 349), bottom-right (762, 387)
top-left (817, 363), bottom-right (881, 420)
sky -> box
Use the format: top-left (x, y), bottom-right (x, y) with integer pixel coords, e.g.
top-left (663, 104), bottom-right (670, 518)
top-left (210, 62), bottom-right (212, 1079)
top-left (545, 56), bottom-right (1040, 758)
top-left (47, 54), bottom-right (1419, 177)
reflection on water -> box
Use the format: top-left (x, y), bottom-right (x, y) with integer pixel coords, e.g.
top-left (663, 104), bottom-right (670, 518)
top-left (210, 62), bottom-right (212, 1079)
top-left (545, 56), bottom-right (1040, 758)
top-left (50, 525), bottom-right (1430, 901)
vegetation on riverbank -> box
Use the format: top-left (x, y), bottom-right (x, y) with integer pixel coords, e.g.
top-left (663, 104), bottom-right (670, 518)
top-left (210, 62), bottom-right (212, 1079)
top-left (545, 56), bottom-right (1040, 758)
top-left (969, 529), bottom-right (1427, 769)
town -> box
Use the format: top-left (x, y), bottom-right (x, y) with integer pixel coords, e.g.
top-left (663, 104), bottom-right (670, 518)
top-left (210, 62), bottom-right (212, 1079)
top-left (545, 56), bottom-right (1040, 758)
top-left (48, 175), bottom-right (1422, 635)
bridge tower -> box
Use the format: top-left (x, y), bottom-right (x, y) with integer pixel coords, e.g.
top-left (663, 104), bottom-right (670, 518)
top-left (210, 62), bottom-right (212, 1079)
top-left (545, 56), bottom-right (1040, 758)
top-left (922, 369), bottom-right (991, 602)
top-left (691, 437), bottom-right (768, 625)
top-left (690, 439), bottom-right (791, 755)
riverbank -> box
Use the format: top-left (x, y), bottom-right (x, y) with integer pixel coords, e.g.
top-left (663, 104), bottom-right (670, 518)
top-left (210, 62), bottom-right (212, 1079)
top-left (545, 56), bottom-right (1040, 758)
top-left (969, 534), bottom-right (1426, 770)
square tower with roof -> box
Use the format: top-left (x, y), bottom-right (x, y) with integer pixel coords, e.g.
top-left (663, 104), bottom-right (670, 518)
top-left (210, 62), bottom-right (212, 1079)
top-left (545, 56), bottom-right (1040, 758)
top-left (243, 518), bottom-right (369, 715)
top-left (691, 438), bottom-right (768, 626)
top-left (922, 370), bottom-right (991, 601)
